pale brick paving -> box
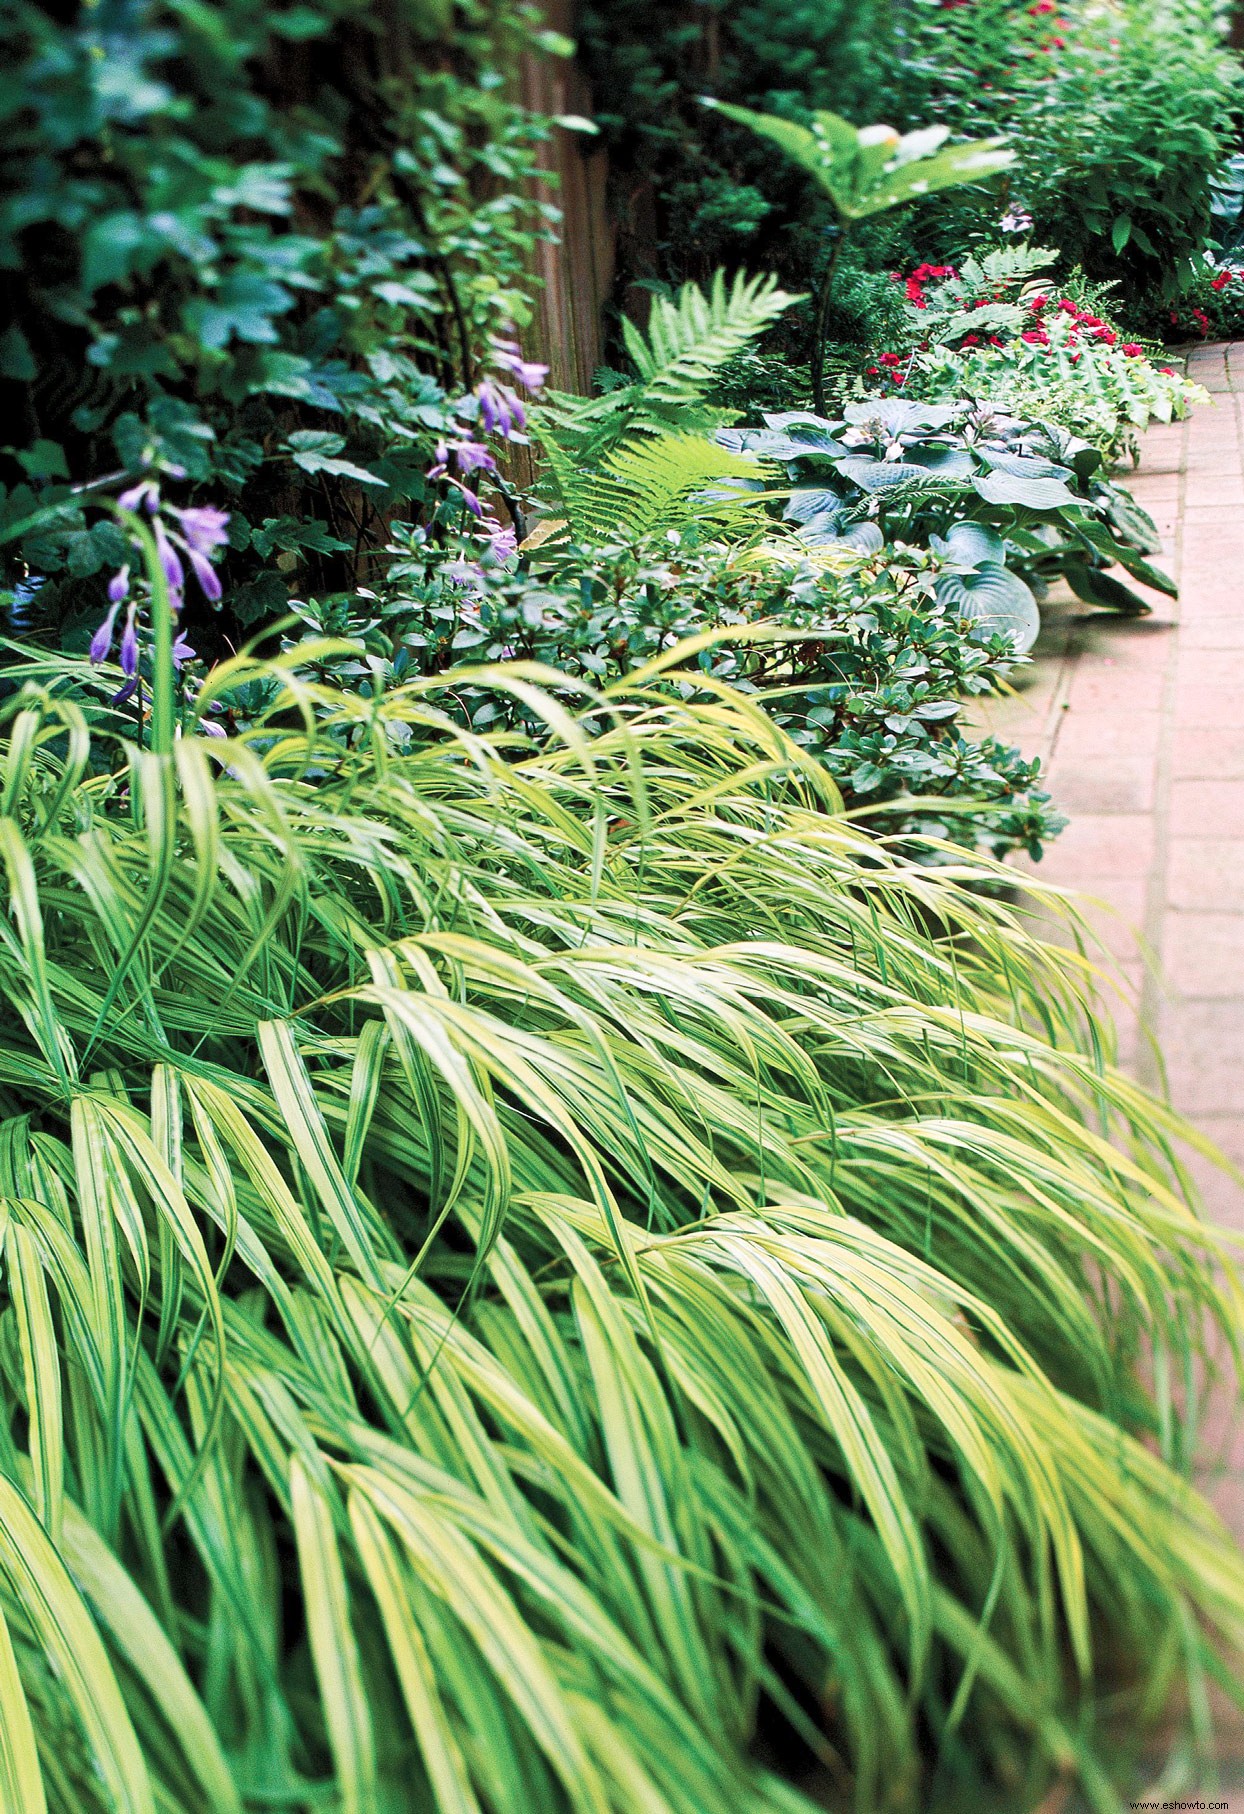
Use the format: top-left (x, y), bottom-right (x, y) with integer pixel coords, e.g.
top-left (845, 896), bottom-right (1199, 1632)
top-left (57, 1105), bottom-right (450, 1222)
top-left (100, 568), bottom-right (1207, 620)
top-left (978, 344), bottom-right (1244, 1805)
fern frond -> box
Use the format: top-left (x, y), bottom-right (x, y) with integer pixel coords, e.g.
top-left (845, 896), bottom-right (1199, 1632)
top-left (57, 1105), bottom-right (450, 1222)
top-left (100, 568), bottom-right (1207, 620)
top-left (556, 433), bottom-right (768, 542)
top-left (531, 272), bottom-right (801, 475)
top-left (620, 270), bottom-right (803, 405)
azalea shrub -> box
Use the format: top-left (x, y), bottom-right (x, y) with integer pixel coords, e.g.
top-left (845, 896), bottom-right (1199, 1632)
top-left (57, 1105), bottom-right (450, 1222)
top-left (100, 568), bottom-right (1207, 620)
top-left (274, 526), bottom-right (1061, 857)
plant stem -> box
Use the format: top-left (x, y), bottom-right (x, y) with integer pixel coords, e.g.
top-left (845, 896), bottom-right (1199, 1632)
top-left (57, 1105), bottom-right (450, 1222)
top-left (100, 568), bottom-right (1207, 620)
top-left (811, 225), bottom-right (848, 417)
top-left (123, 511), bottom-right (175, 758)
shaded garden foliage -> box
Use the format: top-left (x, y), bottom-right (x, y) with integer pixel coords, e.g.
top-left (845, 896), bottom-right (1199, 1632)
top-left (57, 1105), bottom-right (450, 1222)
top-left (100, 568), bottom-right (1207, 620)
top-left (0, 0), bottom-right (558, 654)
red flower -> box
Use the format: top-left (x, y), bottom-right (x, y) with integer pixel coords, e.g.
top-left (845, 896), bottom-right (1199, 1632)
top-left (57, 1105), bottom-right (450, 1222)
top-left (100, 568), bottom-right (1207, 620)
top-left (1029, 294), bottom-right (1048, 311)
top-left (1030, 0), bottom-right (1056, 11)
top-left (1094, 327), bottom-right (1118, 345)
top-left (1212, 272), bottom-right (1233, 291)
top-left (879, 352), bottom-right (903, 366)
top-left (1121, 342), bottom-right (1144, 357)
top-left (1020, 328), bottom-right (1050, 345)
top-left (1160, 366), bottom-right (1176, 375)
top-left (962, 333), bottom-right (981, 346)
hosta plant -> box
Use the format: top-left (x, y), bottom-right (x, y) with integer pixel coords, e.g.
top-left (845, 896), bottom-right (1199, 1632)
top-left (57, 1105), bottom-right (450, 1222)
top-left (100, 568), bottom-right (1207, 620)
top-left (720, 398), bottom-right (1180, 626)
top-left (0, 643), bottom-right (1241, 1811)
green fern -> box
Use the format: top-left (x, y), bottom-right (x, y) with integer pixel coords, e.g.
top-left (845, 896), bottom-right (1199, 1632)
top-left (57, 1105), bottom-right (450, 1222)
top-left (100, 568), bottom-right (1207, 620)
top-left (545, 431), bottom-right (769, 542)
top-left (620, 269), bottom-right (798, 404)
top-left (534, 271), bottom-right (800, 472)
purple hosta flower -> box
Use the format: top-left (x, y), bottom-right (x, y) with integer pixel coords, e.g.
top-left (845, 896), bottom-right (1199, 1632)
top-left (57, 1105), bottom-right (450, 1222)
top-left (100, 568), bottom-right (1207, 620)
top-left (478, 514), bottom-right (517, 563)
top-left (108, 564), bottom-right (130, 604)
top-left (169, 504), bottom-right (229, 558)
top-left (153, 517), bottom-right (185, 602)
top-left (90, 600), bottom-right (123, 664)
top-left (476, 378), bottom-right (525, 438)
top-left (187, 547), bottom-right (222, 602)
top-left (453, 440), bottom-right (497, 476)
top-left (117, 479), bottom-right (160, 515)
top-left (171, 631), bottom-right (196, 668)
top-left (157, 502), bottom-right (229, 604)
top-left (999, 205), bottom-right (1034, 235)
top-left (118, 604), bottom-right (140, 677)
top-left (199, 718), bottom-right (227, 739)
top-left (491, 339), bottom-right (548, 392)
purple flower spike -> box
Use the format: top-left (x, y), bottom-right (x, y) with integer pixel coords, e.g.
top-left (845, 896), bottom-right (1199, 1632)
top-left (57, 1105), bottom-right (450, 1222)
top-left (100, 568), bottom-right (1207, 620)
top-left (90, 601), bottom-right (121, 664)
top-left (188, 546), bottom-right (222, 602)
top-left (456, 484), bottom-right (483, 518)
top-left (171, 504), bottom-right (230, 557)
top-left (107, 565), bottom-right (130, 605)
top-left (119, 604), bottom-right (140, 677)
top-left (171, 631), bottom-right (197, 667)
top-left (154, 518), bottom-right (184, 595)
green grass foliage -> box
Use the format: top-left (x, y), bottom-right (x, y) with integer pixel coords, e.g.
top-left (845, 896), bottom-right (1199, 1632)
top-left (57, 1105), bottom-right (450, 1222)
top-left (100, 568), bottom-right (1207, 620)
top-left (0, 655), bottom-right (1241, 1810)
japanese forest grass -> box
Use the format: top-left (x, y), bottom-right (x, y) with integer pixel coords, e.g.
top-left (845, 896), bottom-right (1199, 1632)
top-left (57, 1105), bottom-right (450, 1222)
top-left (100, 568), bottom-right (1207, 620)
top-left (0, 657), bottom-right (1242, 1813)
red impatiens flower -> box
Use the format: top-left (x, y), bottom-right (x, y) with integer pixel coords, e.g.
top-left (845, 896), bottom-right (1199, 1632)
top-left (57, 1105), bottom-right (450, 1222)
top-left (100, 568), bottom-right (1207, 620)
top-left (1212, 271), bottom-right (1234, 291)
top-left (879, 352), bottom-right (904, 366)
top-left (1021, 328), bottom-right (1050, 346)
top-left (1121, 342), bottom-right (1144, 357)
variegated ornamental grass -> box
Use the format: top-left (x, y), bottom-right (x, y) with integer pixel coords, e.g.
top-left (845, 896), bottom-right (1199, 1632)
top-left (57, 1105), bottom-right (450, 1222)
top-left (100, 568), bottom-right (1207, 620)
top-left (0, 652), bottom-right (1242, 1811)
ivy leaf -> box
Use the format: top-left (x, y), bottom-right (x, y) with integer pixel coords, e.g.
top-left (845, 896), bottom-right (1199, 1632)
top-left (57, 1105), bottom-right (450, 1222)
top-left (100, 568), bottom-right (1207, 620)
top-left (183, 272), bottom-right (296, 350)
top-left (284, 431), bottom-right (384, 485)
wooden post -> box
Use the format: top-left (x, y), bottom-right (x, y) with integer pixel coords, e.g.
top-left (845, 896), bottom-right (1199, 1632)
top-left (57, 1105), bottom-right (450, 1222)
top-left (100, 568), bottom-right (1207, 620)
top-left (518, 2), bottom-right (614, 396)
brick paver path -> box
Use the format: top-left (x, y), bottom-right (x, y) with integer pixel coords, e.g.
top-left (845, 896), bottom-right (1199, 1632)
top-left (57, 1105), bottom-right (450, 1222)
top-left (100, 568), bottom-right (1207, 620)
top-left (977, 341), bottom-right (1244, 1537)
top-left (979, 344), bottom-right (1244, 1805)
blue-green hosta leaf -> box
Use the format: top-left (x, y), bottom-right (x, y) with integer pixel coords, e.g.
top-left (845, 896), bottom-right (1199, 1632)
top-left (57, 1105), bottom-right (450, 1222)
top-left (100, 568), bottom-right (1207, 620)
top-left (1074, 521), bottom-right (1176, 596)
top-left (909, 446), bottom-right (975, 480)
top-left (972, 470), bottom-right (1080, 511)
top-left (717, 425), bottom-right (842, 462)
top-left (784, 486), bottom-right (848, 526)
top-left (930, 521), bottom-right (1007, 570)
top-left (1097, 482), bottom-right (1162, 554)
top-left (842, 399), bottom-right (959, 437)
top-left (801, 518), bottom-right (886, 553)
top-left (979, 448), bottom-right (1074, 483)
top-left (1063, 560), bottom-right (1153, 617)
top-left (837, 456), bottom-right (948, 493)
top-left (935, 562), bottom-right (1040, 653)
